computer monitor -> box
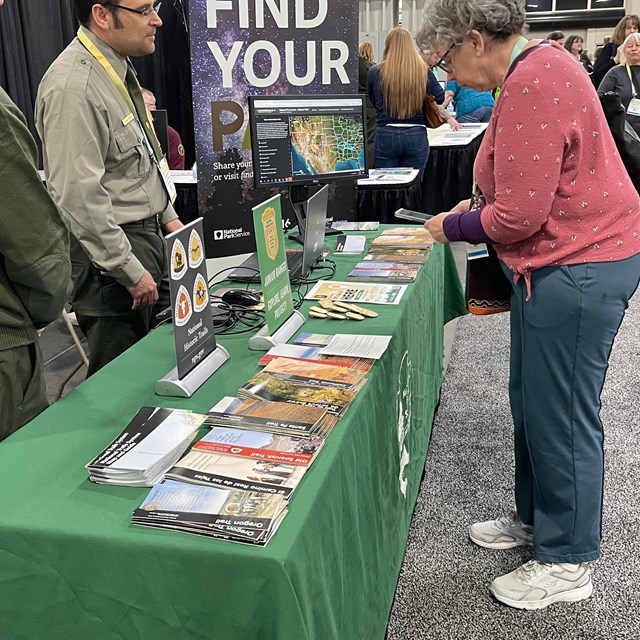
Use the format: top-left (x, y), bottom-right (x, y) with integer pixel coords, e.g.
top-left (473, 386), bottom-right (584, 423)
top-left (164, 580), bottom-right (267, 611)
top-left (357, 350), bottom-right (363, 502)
top-left (248, 94), bottom-right (368, 189)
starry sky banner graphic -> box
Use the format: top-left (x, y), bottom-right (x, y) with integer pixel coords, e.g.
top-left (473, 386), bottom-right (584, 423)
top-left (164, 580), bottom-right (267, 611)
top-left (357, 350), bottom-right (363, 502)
top-left (188, 0), bottom-right (359, 257)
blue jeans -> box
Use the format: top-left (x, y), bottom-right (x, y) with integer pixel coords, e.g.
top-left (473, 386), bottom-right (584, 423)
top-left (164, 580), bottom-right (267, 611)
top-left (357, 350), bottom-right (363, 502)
top-left (373, 126), bottom-right (429, 173)
top-left (457, 105), bottom-right (493, 123)
top-left (503, 254), bottom-right (640, 563)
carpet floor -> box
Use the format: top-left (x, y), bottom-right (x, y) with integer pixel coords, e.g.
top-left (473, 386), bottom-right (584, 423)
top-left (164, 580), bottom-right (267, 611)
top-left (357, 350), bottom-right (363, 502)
top-left (387, 295), bottom-right (640, 640)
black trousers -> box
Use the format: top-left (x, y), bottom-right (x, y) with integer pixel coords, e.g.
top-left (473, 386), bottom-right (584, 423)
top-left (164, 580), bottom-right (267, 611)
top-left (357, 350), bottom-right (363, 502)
top-left (70, 218), bottom-right (170, 376)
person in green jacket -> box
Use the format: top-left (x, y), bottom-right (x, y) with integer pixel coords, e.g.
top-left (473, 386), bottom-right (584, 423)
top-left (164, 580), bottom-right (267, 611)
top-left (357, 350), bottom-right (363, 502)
top-left (0, 0), bottom-right (71, 439)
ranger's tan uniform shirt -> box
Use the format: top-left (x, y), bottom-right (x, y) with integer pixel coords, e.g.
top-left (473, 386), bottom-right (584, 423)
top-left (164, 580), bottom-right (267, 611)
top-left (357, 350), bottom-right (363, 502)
top-left (35, 26), bottom-right (178, 287)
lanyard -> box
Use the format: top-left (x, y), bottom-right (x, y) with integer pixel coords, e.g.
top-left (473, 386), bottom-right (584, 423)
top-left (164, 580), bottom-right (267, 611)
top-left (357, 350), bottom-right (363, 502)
top-left (77, 28), bottom-right (159, 162)
top-left (509, 36), bottom-right (529, 66)
top-left (495, 36), bottom-right (529, 101)
top-left (626, 64), bottom-right (639, 99)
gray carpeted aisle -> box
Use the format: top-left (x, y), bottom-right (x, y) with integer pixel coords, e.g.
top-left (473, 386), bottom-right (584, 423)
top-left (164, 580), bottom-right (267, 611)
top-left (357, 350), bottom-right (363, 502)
top-left (387, 295), bottom-right (640, 640)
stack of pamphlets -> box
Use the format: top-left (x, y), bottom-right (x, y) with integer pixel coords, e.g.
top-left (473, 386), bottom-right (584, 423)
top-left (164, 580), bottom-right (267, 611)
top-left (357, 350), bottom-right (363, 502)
top-left (257, 342), bottom-right (374, 373)
top-left (205, 396), bottom-right (334, 438)
top-left (165, 448), bottom-right (307, 499)
top-left (347, 261), bottom-right (422, 282)
top-left (86, 407), bottom-right (206, 487)
top-left (132, 479), bottom-right (288, 545)
top-left (331, 221), bottom-right (379, 231)
top-left (369, 228), bottom-right (433, 251)
top-left (192, 424), bottom-right (325, 467)
top-left (348, 228), bottom-right (432, 282)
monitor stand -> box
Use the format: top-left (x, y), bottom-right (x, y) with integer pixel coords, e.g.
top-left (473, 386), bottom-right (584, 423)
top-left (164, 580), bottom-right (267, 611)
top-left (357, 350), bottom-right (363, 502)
top-left (288, 184), bottom-right (341, 246)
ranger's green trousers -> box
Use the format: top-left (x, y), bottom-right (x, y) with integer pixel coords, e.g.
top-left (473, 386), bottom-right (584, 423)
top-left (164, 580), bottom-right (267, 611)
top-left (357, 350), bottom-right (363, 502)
top-left (70, 218), bottom-right (170, 377)
top-left (0, 341), bottom-right (47, 440)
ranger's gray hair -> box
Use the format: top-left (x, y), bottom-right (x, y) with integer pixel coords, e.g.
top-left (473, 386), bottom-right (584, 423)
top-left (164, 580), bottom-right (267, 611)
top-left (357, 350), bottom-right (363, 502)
top-left (419, 0), bottom-right (526, 50)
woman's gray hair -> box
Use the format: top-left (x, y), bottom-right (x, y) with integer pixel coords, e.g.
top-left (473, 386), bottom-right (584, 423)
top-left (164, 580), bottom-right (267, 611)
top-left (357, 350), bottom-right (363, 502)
top-left (619, 31), bottom-right (640, 65)
top-left (419, 0), bottom-right (526, 50)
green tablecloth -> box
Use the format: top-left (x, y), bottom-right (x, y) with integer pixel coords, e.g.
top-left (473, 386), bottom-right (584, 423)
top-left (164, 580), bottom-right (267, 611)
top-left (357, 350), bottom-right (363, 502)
top-left (0, 234), bottom-right (465, 640)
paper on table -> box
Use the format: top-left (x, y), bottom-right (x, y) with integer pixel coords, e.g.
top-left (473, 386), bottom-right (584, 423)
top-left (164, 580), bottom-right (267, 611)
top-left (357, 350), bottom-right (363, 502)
top-left (319, 334), bottom-right (392, 360)
top-left (305, 280), bottom-right (407, 305)
top-left (335, 234), bottom-right (366, 254)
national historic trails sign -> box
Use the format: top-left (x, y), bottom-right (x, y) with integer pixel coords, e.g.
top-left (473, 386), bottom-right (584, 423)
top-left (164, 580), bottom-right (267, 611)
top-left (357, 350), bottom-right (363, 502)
top-left (166, 218), bottom-right (217, 379)
top-left (188, 0), bottom-right (359, 257)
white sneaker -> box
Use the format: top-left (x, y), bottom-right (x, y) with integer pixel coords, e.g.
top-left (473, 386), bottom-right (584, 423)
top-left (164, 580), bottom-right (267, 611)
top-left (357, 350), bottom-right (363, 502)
top-left (489, 560), bottom-right (593, 610)
top-left (469, 514), bottom-right (533, 549)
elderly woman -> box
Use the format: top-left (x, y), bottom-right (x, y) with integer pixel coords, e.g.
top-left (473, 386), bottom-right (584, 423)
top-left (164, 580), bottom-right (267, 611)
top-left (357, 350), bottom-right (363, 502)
top-left (592, 14), bottom-right (640, 86)
top-left (422, 0), bottom-right (640, 610)
top-left (598, 32), bottom-right (640, 136)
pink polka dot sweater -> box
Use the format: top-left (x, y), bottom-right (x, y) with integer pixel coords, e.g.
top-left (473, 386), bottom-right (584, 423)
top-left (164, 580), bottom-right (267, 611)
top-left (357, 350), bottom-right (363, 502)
top-left (476, 44), bottom-right (640, 288)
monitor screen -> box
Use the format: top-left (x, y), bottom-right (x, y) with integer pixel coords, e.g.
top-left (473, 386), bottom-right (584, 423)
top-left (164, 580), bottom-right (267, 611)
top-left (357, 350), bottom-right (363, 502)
top-left (248, 94), bottom-right (368, 189)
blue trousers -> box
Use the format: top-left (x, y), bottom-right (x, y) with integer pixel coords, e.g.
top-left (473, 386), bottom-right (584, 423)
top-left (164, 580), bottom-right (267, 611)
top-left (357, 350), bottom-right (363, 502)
top-left (373, 125), bottom-right (429, 174)
top-left (503, 255), bottom-right (640, 563)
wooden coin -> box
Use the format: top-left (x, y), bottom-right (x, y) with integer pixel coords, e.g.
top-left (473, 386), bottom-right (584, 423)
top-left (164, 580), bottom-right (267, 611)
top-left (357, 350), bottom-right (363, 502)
top-left (326, 311), bottom-right (347, 320)
top-left (348, 305), bottom-right (378, 318)
top-left (316, 299), bottom-right (336, 309)
top-left (309, 310), bottom-right (328, 319)
top-left (310, 306), bottom-right (329, 315)
top-left (346, 312), bottom-right (365, 321)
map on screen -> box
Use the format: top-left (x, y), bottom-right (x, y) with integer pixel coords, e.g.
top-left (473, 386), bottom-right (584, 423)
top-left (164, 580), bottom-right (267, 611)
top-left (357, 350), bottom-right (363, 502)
top-left (290, 115), bottom-right (365, 177)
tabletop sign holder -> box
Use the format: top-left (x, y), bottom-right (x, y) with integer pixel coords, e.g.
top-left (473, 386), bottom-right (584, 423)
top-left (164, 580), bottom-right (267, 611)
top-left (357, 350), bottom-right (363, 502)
top-left (156, 218), bottom-right (229, 397)
top-left (246, 194), bottom-right (305, 351)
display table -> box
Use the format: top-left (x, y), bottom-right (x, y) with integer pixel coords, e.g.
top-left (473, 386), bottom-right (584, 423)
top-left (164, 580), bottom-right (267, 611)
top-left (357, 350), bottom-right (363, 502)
top-left (420, 133), bottom-right (484, 216)
top-left (0, 233), bottom-right (465, 640)
top-left (357, 169), bottom-right (422, 223)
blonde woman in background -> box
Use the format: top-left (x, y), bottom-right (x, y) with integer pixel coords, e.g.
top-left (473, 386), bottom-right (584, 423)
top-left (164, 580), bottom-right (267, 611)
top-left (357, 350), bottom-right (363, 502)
top-left (367, 27), bottom-right (444, 173)
top-left (358, 42), bottom-right (377, 168)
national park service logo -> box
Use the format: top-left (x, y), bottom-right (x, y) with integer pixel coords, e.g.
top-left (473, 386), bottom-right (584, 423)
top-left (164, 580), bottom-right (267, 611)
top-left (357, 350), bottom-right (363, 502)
top-left (193, 273), bottom-right (208, 312)
top-left (188, 229), bottom-right (204, 269)
top-left (171, 239), bottom-right (187, 280)
top-left (261, 206), bottom-right (279, 261)
top-left (174, 285), bottom-right (192, 326)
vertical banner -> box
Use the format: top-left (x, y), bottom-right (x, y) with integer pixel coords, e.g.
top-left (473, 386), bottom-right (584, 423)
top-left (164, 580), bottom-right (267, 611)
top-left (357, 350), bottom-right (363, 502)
top-left (252, 194), bottom-right (295, 334)
top-left (166, 218), bottom-right (217, 379)
top-left (188, 0), bottom-right (359, 257)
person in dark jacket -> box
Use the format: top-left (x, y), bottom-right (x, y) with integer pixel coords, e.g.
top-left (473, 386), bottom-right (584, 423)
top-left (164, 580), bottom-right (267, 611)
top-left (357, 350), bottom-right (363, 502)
top-left (358, 42), bottom-right (377, 169)
top-left (0, 0), bottom-right (70, 440)
top-left (592, 14), bottom-right (640, 87)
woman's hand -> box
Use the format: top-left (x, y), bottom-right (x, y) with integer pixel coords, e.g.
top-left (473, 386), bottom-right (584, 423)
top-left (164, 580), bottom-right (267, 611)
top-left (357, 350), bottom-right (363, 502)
top-left (426, 212), bottom-right (455, 243)
top-left (448, 117), bottom-right (462, 131)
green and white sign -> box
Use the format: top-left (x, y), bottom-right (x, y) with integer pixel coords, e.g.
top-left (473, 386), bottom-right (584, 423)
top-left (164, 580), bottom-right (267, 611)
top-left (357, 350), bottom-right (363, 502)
top-left (252, 195), bottom-right (294, 334)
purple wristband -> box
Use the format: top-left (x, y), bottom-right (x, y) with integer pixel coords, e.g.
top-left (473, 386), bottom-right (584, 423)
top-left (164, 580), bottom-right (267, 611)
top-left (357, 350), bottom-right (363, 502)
top-left (442, 207), bottom-right (492, 244)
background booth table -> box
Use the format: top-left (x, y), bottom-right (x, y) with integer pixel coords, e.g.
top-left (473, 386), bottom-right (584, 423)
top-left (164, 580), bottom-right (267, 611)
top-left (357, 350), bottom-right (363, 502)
top-left (420, 133), bottom-right (484, 216)
top-left (0, 233), bottom-right (465, 640)
top-left (355, 134), bottom-right (484, 223)
top-left (356, 169), bottom-right (422, 223)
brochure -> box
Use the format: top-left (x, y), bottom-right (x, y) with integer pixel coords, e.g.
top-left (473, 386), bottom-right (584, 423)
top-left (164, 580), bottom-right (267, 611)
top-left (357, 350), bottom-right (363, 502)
top-left (239, 371), bottom-right (356, 417)
top-left (132, 479), bottom-right (287, 545)
top-left (319, 334), bottom-right (393, 360)
top-left (262, 357), bottom-right (366, 391)
top-left (85, 407), bottom-right (206, 486)
top-left (334, 234), bottom-right (366, 254)
top-left (205, 396), bottom-right (330, 437)
top-left (331, 221), bottom-right (379, 231)
top-left (193, 425), bottom-right (324, 467)
top-left (257, 343), bottom-right (373, 372)
top-left (347, 267), bottom-right (419, 283)
top-left (166, 449), bottom-right (307, 499)
top-left (304, 280), bottom-right (407, 305)
top-left (362, 252), bottom-right (429, 264)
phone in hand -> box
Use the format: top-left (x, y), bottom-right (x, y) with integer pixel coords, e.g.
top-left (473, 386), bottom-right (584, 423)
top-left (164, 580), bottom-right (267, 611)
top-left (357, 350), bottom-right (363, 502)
top-left (394, 208), bottom-right (434, 223)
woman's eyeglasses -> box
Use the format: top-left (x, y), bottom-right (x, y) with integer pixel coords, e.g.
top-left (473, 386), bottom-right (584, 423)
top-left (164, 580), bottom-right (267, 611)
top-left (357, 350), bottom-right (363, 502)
top-left (435, 43), bottom-right (457, 73)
